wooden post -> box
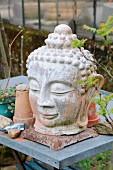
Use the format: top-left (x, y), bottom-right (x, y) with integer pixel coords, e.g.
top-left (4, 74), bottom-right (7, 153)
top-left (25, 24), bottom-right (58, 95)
top-left (0, 16), bottom-right (9, 78)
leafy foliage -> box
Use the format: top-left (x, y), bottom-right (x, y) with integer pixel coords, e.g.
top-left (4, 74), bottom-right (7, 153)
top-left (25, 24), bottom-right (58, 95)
top-left (83, 16), bottom-right (113, 45)
top-left (83, 25), bottom-right (97, 33)
top-left (0, 86), bottom-right (16, 103)
top-left (77, 74), bottom-right (113, 128)
top-left (77, 75), bottom-right (99, 89)
top-left (97, 16), bottom-right (113, 38)
top-left (7, 102), bottom-right (15, 113)
top-left (71, 39), bottom-right (87, 48)
top-left (77, 150), bottom-right (111, 170)
top-left (0, 86), bottom-right (16, 113)
top-left (90, 93), bottom-right (113, 116)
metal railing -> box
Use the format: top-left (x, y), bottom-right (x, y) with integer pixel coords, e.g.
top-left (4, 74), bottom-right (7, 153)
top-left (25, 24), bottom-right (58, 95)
top-left (0, 0), bottom-right (113, 39)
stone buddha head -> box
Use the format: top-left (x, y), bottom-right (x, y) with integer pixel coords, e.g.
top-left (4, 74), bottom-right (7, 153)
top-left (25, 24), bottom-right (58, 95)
top-left (26, 24), bottom-right (104, 135)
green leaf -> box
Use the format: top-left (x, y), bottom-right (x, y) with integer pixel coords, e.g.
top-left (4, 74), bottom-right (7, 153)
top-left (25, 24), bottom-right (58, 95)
top-left (71, 39), bottom-right (87, 48)
top-left (90, 97), bottom-right (100, 104)
top-left (104, 39), bottom-right (112, 45)
top-left (8, 105), bottom-right (12, 110)
top-left (83, 16), bottom-right (113, 42)
top-left (110, 27), bottom-right (113, 32)
top-left (107, 108), bottom-right (113, 115)
top-left (10, 110), bottom-right (14, 113)
top-left (4, 110), bottom-right (7, 113)
top-left (83, 25), bottom-right (97, 33)
top-left (11, 103), bottom-right (15, 106)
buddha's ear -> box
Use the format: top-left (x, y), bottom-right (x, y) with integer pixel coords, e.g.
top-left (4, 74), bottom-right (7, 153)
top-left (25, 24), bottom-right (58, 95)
top-left (77, 74), bottom-right (104, 128)
top-left (93, 74), bottom-right (104, 91)
top-left (86, 74), bottom-right (104, 106)
top-left (86, 74), bottom-right (104, 93)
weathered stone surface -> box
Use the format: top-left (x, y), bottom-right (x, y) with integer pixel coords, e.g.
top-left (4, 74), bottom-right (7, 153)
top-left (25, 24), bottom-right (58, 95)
top-left (0, 115), bottom-right (12, 128)
top-left (94, 122), bottom-right (113, 135)
top-left (8, 129), bottom-right (21, 138)
top-left (20, 127), bottom-right (98, 150)
top-left (26, 24), bottom-right (104, 135)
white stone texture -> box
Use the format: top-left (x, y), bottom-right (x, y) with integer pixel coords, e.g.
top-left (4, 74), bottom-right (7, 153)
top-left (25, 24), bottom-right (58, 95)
top-left (26, 24), bottom-right (104, 135)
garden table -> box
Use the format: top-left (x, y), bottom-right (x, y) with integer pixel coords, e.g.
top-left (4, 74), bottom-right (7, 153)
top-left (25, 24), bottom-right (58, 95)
top-left (0, 76), bottom-right (113, 170)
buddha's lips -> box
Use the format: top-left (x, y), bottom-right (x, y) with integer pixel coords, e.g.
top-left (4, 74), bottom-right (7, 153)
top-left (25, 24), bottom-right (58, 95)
top-left (40, 113), bottom-right (58, 119)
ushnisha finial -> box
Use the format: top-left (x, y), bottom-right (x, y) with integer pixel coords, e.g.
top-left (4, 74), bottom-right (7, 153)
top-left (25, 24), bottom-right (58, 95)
top-left (45, 24), bottom-right (77, 48)
top-left (54, 24), bottom-right (72, 34)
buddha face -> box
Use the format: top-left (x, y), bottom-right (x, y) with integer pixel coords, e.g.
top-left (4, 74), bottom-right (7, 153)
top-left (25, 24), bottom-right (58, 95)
top-left (28, 61), bottom-right (83, 129)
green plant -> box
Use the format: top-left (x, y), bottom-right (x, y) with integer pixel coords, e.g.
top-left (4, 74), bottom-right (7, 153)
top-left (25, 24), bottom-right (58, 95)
top-left (83, 16), bottom-right (113, 45)
top-left (77, 75), bottom-right (99, 88)
top-left (83, 16), bottom-right (113, 79)
top-left (90, 93), bottom-right (113, 129)
top-left (86, 18), bottom-right (113, 129)
top-left (77, 150), bottom-right (111, 170)
top-left (71, 15), bottom-right (113, 129)
top-left (0, 86), bottom-right (16, 113)
top-left (77, 72), bottom-right (113, 129)
top-left (77, 73), bottom-right (113, 130)
top-left (72, 16), bottom-right (113, 79)
top-left (71, 39), bottom-right (87, 48)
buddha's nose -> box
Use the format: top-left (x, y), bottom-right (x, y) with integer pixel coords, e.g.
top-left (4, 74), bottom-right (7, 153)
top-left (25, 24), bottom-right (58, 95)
top-left (37, 90), bottom-right (54, 107)
top-left (38, 99), bottom-right (54, 107)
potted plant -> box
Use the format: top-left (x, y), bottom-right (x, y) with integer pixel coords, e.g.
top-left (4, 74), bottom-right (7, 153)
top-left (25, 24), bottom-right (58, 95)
top-left (0, 86), bottom-right (16, 118)
top-left (90, 92), bottom-right (113, 135)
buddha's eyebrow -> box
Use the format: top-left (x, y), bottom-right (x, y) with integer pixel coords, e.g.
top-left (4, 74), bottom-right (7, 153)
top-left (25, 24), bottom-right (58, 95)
top-left (49, 80), bottom-right (73, 86)
top-left (28, 77), bottom-right (74, 87)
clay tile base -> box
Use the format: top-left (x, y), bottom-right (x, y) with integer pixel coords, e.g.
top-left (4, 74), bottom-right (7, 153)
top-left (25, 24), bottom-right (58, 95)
top-left (20, 128), bottom-right (98, 151)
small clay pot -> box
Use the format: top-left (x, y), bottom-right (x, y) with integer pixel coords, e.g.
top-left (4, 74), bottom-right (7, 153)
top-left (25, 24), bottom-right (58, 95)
top-left (13, 84), bottom-right (35, 127)
top-left (88, 102), bottom-right (100, 127)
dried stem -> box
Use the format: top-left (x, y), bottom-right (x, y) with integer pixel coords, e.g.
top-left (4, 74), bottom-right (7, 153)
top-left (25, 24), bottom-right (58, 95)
top-left (93, 41), bottom-right (96, 56)
top-left (109, 115), bottom-right (113, 122)
top-left (4, 30), bottom-right (23, 94)
top-left (81, 50), bottom-right (113, 79)
top-left (104, 114), bottom-right (113, 130)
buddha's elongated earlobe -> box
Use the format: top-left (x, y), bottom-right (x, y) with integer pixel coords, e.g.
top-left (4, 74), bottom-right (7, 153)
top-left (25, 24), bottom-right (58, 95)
top-left (94, 74), bottom-right (104, 91)
top-left (77, 74), bottom-right (104, 127)
top-left (77, 94), bottom-right (88, 127)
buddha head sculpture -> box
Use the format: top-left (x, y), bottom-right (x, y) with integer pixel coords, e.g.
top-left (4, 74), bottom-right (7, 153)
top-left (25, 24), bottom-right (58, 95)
top-left (26, 24), bottom-right (104, 135)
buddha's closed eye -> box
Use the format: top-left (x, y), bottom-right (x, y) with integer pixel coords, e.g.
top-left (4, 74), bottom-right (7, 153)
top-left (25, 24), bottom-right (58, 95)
top-left (29, 80), bottom-right (40, 91)
top-left (29, 80), bottom-right (74, 94)
top-left (51, 83), bottom-right (74, 94)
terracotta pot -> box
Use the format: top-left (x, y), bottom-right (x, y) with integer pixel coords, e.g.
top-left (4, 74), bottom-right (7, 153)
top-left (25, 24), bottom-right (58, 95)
top-left (88, 102), bottom-right (100, 127)
top-left (13, 85), bottom-right (35, 127)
